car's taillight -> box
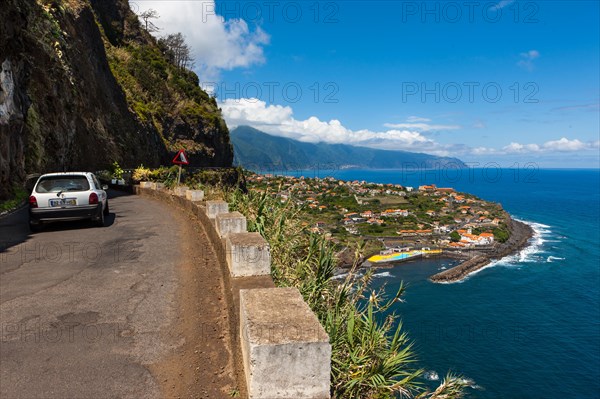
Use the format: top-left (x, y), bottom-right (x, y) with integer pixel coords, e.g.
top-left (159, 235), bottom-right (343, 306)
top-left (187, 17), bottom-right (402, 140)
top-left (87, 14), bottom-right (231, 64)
top-left (29, 195), bottom-right (38, 208)
top-left (89, 192), bottom-right (99, 205)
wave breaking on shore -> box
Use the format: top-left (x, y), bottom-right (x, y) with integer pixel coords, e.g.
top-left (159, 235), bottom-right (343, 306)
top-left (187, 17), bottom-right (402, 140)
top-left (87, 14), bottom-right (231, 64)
top-left (487, 219), bottom-right (551, 268)
top-left (430, 218), bottom-right (538, 283)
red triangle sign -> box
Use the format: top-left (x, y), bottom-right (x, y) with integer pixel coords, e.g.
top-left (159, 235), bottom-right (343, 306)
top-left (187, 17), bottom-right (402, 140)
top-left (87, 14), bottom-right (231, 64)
top-left (172, 149), bottom-right (189, 165)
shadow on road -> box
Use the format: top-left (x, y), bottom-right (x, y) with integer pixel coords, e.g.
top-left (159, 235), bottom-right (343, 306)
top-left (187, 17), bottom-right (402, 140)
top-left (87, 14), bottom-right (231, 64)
top-left (0, 205), bottom-right (30, 253)
top-left (107, 188), bottom-right (134, 199)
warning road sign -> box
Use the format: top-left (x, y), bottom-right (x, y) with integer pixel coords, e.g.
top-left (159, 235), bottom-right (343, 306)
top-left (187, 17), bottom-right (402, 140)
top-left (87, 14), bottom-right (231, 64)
top-left (172, 149), bottom-right (189, 165)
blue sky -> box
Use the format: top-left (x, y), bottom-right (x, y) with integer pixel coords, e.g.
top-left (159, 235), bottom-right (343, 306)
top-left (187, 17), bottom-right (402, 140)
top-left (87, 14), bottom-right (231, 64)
top-left (136, 0), bottom-right (599, 167)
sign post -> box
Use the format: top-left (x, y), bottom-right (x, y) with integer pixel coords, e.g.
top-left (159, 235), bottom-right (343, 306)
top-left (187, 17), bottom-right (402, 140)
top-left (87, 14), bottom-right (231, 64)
top-left (172, 149), bottom-right (189, 186)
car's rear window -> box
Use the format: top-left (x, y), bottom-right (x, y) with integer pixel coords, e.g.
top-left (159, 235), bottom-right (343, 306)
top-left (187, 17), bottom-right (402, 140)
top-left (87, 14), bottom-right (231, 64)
top-left (35, 176), bottom-right (90, 193)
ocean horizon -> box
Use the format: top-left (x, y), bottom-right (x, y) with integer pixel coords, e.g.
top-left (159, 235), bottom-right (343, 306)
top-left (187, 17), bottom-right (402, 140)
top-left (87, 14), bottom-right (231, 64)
top-left (270, 167), bottom-right (600, 398)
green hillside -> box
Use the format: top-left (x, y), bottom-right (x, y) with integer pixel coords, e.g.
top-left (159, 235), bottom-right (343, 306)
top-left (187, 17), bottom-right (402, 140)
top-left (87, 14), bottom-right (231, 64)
top-left (231, 126), bottom-right (466, 171)
top-left (0, 0), bottom-right (232, 199)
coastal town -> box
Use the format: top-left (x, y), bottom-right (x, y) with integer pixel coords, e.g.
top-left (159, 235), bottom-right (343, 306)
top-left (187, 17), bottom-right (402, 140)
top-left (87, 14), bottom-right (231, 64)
top-left (245, 172), bottom-right (513, 263)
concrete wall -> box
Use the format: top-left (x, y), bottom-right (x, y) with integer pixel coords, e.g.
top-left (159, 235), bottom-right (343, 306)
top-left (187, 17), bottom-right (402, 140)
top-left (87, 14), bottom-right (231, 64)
top-left (135, 184), bottom-right (331, 399)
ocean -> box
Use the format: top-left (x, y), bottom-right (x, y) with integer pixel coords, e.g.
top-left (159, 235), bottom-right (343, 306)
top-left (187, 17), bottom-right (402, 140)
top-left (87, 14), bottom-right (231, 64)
top-left (290, 167), bottom-right (600, 398)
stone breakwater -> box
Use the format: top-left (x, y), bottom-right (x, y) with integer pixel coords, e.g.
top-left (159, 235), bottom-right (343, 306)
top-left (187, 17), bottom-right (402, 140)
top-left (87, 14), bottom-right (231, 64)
top-left (430, 219), bottom-right (534, 283)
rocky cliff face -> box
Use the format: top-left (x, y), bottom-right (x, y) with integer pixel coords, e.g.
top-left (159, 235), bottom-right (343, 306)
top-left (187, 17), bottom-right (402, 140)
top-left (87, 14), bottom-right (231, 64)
top-left (0, 0), bottom-right (233, 199)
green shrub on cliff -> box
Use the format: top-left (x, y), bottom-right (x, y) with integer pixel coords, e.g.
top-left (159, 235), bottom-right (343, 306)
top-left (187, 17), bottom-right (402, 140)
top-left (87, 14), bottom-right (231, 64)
top-left (492, 227), bottom-right (510, 243)
top-left (146, 166), bottom-right (180, 183)
top-left (132, 165), bottom-right (151, 182)
top-left (110, 161), bottom-right (124, 180)
top-left (185, 168), bottom-right (245, 190)
top-left (0, 186), bottom-right (28, 213)
top-left (107, 43), bottom-right (218, 130)
top-left (450, 231), bottom-right (461, 242)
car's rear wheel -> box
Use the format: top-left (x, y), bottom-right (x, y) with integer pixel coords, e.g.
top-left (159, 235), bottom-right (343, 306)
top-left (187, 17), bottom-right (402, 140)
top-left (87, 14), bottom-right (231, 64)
top-left (95, 208), bottom-right (106, 227)
top-left (103, 200), bottom-right (110, 216)
top-left (29, 220), bottom-right (42, 233)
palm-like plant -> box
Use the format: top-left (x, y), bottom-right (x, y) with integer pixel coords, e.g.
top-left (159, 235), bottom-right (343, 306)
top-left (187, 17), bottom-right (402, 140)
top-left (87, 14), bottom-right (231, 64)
top-left (228, 189), bottom-right (467, 399)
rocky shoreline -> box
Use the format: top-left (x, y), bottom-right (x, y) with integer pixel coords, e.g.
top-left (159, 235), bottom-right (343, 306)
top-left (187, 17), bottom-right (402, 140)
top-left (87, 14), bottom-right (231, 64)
top-left (429, 218), bottom-right (535, 283)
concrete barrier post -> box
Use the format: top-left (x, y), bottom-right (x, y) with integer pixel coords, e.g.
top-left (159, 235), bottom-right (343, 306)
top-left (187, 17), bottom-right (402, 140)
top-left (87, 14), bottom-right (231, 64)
top-left (186, 190), bottom-right (204, 202)
top-left (139, 181), bottom-right (152, 188)
top-left (226, 233), bottom-right (271, 277)
top-left (206, 200), bottom-right (229, 219)
top-left (173, 186), bottom-right (189, 197)
top-left (240, 288), bottom-right (331, 399)
top-left (215, 212), bottom-right (247, 237)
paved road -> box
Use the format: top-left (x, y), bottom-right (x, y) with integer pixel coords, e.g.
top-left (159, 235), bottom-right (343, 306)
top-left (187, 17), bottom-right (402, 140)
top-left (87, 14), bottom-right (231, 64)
top-left (0, 191), bottom-right (184, 398)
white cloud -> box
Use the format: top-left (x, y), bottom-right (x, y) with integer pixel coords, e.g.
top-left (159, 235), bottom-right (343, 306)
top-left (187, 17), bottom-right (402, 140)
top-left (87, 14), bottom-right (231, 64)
top-left (220, 98), bottom-right (293, 125)
top-left (220, 98), bottom-right (598, 159)
top-left (523, 50), bottom-right (540, 60)
top-left (517, 49), bottom-right (540, 71)
top-left (552, 103), bottom-right (600, 112)
top-left (490, 0), bottom-right (516, 10)
top-left (383, 116), bottom-right (461, 132)
top-left (220, 98), bottom-right (450, 154)
top-left (470, 146), bottom-right (497, 155)
top-left (406, 116), bottom-right (431, 123)
top-left (134, 1), bottom-right (269, 80)
top-left (502, 138), bottom-right (598, 154)
top-left (503, 142), bottom-right (541, 153)
top-left (542, 137), bottom-right (588, 152)
top-left (383, 122), bottom-right (461, 132)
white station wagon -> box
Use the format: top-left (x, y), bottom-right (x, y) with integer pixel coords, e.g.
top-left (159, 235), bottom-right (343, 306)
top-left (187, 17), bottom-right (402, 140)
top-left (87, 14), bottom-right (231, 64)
top-left (28, 172), bottom-right (109, 231)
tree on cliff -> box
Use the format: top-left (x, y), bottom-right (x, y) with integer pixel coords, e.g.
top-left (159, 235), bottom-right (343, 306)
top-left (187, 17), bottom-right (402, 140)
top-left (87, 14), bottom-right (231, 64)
top-left (159, 33), bottom-right (194, 70)
top-left (139, 9), bottom-right (160, 32)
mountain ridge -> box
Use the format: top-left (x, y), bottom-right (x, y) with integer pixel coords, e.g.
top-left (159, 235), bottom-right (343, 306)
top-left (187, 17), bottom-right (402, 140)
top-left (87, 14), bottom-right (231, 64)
top-left (231, 126), bottom-right (466, 171)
